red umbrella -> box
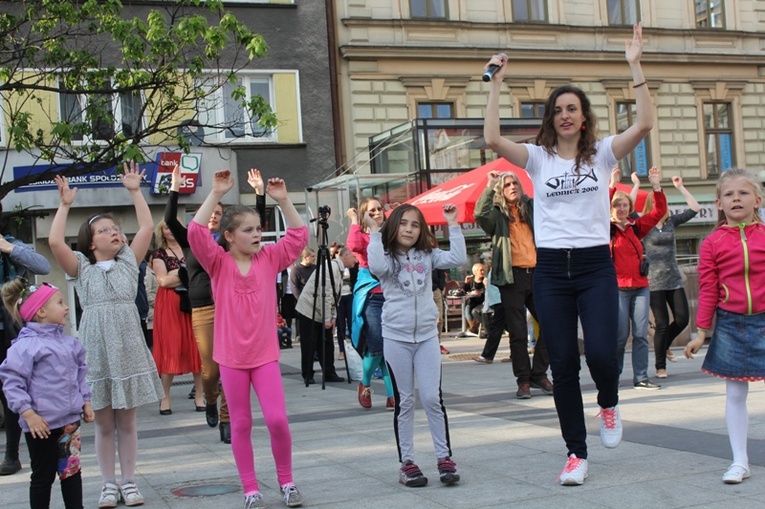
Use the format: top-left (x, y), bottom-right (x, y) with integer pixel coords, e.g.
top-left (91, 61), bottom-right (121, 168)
top-left (404, 158), bottom-right (534, 226)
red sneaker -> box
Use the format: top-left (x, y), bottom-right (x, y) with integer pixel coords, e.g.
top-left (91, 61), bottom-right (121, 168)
top-left (440, 345), bottom-right (450, 355)
top-left (386, 397), bottom-right (395, 411)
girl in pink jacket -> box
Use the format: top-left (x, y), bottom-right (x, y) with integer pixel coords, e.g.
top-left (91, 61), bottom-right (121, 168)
top-left (685, 168), bottom-right (765, 485)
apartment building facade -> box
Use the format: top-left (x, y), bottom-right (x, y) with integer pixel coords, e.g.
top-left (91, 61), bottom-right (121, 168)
top-left (330, 0), bottom-right (765, 250)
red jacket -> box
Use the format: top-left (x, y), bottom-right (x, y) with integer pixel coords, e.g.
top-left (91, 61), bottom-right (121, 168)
top-left (610, 190), bottom-right (667, 288)
top-left (697, 222), bottom-right (765, 330)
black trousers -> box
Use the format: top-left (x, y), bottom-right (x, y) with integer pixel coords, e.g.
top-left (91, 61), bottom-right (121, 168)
top-left (499, 268), bottom-right (550, 385)
top-left (480, 304), bottom-right (510, 360)
top-left (0, 383), bottom-right (21, 463)
top-left (25, 423), bottom-right (83, 509)
top-left (297, 312), bottom-right (338, 380)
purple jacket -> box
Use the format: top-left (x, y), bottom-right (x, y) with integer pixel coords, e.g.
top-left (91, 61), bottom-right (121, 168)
top-left (0, 322), bottom-right (90, 432)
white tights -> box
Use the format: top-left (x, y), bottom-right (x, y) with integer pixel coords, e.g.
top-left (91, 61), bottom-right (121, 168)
top-left (725, 380), bottom-right (749, 468)
top-left (94, 406), bottom-right (138, 484)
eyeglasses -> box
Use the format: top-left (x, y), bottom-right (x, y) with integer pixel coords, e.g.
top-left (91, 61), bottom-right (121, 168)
top-left (95, 225), bottom-right (121, 235)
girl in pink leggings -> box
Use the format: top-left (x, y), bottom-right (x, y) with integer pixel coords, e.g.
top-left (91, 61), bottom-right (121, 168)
top-left (188, 170), bottom-right (308, 509)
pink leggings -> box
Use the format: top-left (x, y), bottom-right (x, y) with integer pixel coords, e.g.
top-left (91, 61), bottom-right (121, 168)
top-left (219, 361), bottom-right (293, 494)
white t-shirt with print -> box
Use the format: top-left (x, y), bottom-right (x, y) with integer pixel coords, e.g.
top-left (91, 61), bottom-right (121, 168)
top-left (523, 135), bottom-right (618, 249)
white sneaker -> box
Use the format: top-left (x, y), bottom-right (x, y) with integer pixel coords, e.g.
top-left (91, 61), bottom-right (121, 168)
top-left (98, 482), bottom-right (120, 508)
top-left (559, 454), bottom-right (588, 486)
top-left (597, 405), bottom-right (622, 449)
top-left (243, 492), bottom-right (265, 509)
top-left (119, 482), bottom-right (144, 506)
top-left (281, 484), bottom-right (304, 507)
top-left (722, 464), bottom-right (750, 484)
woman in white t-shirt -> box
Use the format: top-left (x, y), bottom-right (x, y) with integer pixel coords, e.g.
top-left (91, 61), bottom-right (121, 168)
top-left (482, 22), bottom-right (653, 486)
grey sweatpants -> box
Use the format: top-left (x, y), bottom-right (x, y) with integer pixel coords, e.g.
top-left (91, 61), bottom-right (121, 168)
top-left (384, 335), bottom-right (452, 463)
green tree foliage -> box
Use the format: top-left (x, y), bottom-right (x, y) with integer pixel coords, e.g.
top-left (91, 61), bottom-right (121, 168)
top-left (0, 0), bottom-right (277, 199)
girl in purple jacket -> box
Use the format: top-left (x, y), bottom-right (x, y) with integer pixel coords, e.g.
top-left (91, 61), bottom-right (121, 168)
top-left (0, 278), bottom-right (94, 509)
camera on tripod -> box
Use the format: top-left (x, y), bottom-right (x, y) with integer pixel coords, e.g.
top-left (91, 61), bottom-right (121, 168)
top-left (311, 205), bottom-right (331, 225)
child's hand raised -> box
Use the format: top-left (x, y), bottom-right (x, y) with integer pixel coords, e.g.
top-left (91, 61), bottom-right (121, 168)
top-left (443, 203), bottom-right (459, 226)
top-left (120, 162), bottom-right (146, 191)
top-left (631, 172), bottom-right (641, 186)
top-left (55, 175), bottom-right (77, 206)
top-left (212, 170), bottom-right (235, 195)
top-left (266, 178), bottom-right (289, 202)
top-left (363, 211), bottom-right (380, 232)
top-left (247, 169), bottom-right (264, 195)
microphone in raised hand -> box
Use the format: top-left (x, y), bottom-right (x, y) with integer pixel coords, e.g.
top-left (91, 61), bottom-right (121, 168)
top-left (482, 53), bottom-right (508, 82)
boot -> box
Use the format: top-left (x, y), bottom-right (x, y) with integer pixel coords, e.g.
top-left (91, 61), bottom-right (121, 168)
top-left (219, 422), bottom-right (231, 444)
top-left (468, 319), bottom-right (479, 334)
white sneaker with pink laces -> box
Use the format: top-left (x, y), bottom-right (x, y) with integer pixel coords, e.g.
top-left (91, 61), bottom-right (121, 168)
top-left (597, 405), bottom-right (622, 449)
top-left (559, 454), bottom-right (588, 486)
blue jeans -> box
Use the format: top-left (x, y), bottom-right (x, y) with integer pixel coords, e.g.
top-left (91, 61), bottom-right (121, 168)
top-left (534, 245), bottom-right (620, 459)
top-left (616, 287), bottom-right (650, 383)
top-left (363, 294), bottom-right (385, 357)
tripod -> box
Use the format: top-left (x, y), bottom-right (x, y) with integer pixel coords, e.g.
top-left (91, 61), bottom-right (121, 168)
top-left (307, 207), bottom-right (349, 389)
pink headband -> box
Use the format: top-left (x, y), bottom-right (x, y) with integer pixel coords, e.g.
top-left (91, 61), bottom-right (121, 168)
top-left (19, 283), bottom-right (59, 322)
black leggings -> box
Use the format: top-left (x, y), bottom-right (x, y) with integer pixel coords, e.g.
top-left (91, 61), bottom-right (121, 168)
top-left (25, 423), bottom-right (83, 509)
top-left (650, 288), bottom-right (690, 370)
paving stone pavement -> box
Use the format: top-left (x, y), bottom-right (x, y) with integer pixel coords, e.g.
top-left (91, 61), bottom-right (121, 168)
top-left (1, 333), bottom-right (764, 508)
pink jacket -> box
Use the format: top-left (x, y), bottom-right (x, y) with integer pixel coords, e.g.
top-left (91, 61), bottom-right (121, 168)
top-left (697, 222), bottom-right (765, 330)
top-left (188, 221), bottom-right (308, 369)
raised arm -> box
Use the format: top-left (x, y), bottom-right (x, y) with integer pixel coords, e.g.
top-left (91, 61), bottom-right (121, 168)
top-left (121, 162), bottom-right (154, 264)
top-left (433, 204), bottom-right (467, 269)
top-left (164, 165), bottom-right (189, 247)
top-left (247, 168), bottom-right (267, 222)
top-left (266, 178), bottom-right (303, 229)
top-left (483, 54), bottom-right (530, 168)
top-left (629, 172), bottom-right (641, 206)
top-left (474, 171), bottom-right (500, 235)
top-left (673, 176), bottom-right (700, 212)
top-left (48, 176), bottom-right (80, 277)
top-left (611, 22), bottom-right (653, 160)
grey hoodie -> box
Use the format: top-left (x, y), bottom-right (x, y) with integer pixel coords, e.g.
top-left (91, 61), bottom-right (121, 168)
top-left (367, 226), bottom-right (466, 343)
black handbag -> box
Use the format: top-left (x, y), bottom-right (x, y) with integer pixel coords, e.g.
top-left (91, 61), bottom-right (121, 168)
top-left (174, 263), bottom-right (191, 314)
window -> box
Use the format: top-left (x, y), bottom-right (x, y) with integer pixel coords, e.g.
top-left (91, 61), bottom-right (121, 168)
top-left (695, 0), bottom-right (725, 28)
top-left (520, 102), bottom-right (545, 119)
top-left (615, 102), bottom-right (650, 177)
top-left (513, 0), bottom-right (548, 22)
top-left (608, 0), bottom-right (640, 25)
top-left (703, 102), bottom-right (734, 176)
top-left (197, 74), bottom-right (275, 142)
top-left (58, 80), bottom-right (144, 143)
top-left (418, 102), bottom-right (453, 119)
top-left (410, 0), bottom-right (448, 19)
